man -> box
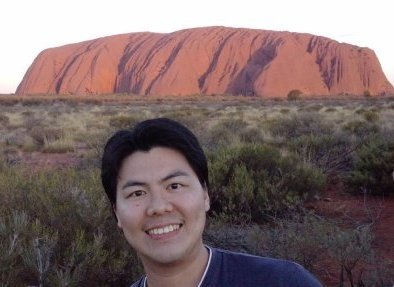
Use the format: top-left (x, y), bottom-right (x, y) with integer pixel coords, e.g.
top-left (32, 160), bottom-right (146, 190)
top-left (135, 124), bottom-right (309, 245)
top-left (101, 118), bottom-right (322, 287)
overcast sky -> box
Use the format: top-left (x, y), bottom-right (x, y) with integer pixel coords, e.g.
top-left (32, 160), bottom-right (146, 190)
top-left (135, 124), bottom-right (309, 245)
top-left (1, 0), bottom-right (393, 93)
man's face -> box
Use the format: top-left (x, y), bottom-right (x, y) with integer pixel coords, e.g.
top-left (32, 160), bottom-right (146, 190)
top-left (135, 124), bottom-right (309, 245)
top-left (114, 147), bottom-right (210, 268)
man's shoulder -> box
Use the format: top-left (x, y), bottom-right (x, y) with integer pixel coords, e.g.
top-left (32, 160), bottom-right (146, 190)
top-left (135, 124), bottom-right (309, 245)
top-left (213, 247), bottom-right (301, 269)
top-left (207, 247), bottom-right (322, 287)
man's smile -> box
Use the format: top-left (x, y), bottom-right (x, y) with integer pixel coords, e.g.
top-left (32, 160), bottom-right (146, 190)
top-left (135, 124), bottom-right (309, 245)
top-left (146, 223), bottom-right (183, 236)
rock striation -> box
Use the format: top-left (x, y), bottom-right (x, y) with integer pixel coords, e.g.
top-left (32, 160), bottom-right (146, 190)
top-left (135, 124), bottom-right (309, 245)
top-left (16, 26), bottom-right (394, 97)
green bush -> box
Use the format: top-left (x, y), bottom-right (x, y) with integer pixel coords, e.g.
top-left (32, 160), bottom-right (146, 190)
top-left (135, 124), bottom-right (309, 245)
top-left (325, 225), bottom-right (374, 287)
top-left (263, 214), bottom-right (329, 271)
top-left (203, 119), bottom-right (249, 150)
top-left (359, 258), bottom-right (394, 286)
top-left (288, 133), bottom-right (355, 175)
top-left (345, 138), bottom-right (394, 195)
top-left (0, 114), bottom-right (9, 125)
top-left (239, 127), bottom-right (264, 144)
top-left (268, 113), bottom-right (332, 140)
top-left (29, 127), bottom-right (63, 147)
top-left (204, 220), bottom-right (261, 254)
top-left (342, 120), bottom-right (379, 139)
top-left (287, 89), bottom-right (302, 101)
top-left (208, 144), bottom-right (326, 223)
top-left (5, 133), bottom-right (30, 148)
top-left (214, 118), bottom-right (249, 134)
top-left (0, 167), bottom-right (142, 285)
top-left (204, 124), bottom-right (237, 150)
top-left (324, 107), bottom-right (337, 112)
top-left (363, 89), bottom-right (372, 98)
top-left (362, 110), bottom-right (379, 122)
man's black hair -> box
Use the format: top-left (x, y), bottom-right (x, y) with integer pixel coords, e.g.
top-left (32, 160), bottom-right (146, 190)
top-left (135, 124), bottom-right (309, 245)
top-left (101, 118), bottom-right (209, 205)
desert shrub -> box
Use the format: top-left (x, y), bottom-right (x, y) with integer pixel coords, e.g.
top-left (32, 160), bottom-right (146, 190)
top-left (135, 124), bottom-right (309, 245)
top-left (263, 214), bottom-right (329, 271)
top-left (82, 129), bottom-right (118, 168)
top-left (203, 119), bottom-right (248, 149)
top-left (345, 138), bottom-right (394, 195)
top-left (0, 167), bottom-right (143, 285)
top-left (280, 108), bottom-right (291, 114)
top-left (363, 89), bottom-right (372, 98)
top-left (5, 132), bottom-right (30, 148)
top-left (287, 89), bottom-right (302, 101)
top-left (304, 104), bottom-right (323, 112)
top-left (362, 110), bottom-right (379, 122)
top-left (342, 120), bottom-right (379, 139)
top-left (216, 118), bottom-right (249, 134)
top-left (29, 127), bottom-right (63, 147)
top-left (161, 109), bottom-right (203, 130)
top-left (108, 115), bottom-right (141, 130)
top-left (24, 116), bottom-right (44, 130)
top-left (288, 133), bottom-right (356, 175)
top-left (325, 107), bottom-right (337, 112)
top-left (325, 225), bottom-right (374, 287)
top-left (239, 127), bottom-right (264, 144)
top-left (21, 111), bottom-right (34, 117)
top-left (208, 144), bottom-right (326, 223)
top-left (359, 258), bottom-right (394, 287)
top-left (42, 136), bottom-right (75, 153)
top-left (0, 210), bottom-right (30, 285)
top-left (204, 221), bottom-right (261, 254)
top-left (21, 222), bottom-right (58, 286)
top-left (203, 125), bottom-right (236, 150)
top-left (0, 114), bottom-right (9, 125)
top-left (355, 107), bottom-right (367, 114)
top-left (268, 113), bottom-right (332, 140)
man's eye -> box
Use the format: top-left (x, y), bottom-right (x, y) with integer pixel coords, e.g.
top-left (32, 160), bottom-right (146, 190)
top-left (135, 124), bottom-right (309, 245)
top-left (129, 190), bottom-right (146, 198)
top-left (168, 183), bottom-right (182, 190)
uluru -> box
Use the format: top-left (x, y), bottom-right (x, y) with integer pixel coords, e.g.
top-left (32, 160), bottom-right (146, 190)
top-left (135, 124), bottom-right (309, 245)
top-left (16, 26), bottom-right (394, 97)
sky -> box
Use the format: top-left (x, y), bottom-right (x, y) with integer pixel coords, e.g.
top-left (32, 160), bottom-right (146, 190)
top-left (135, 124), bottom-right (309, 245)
top-left (1, 0), bottom-right (393, 94)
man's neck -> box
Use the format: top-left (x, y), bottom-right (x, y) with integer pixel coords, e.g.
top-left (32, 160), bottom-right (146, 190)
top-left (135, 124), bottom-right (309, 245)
top-left (143, 245), bottom-right (210, 287)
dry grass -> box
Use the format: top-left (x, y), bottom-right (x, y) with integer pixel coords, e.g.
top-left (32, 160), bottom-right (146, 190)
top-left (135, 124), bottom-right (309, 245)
top-left (0, 94), bottom-right (393, 160)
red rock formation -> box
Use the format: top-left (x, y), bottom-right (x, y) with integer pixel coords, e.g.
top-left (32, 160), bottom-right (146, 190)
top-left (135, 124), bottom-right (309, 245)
top-left (16, 27), bottom-right (394, 97)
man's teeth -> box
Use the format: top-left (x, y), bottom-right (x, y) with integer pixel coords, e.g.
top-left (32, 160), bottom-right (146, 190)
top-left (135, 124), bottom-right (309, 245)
top-left (147, 224), bottom-right (180, 235)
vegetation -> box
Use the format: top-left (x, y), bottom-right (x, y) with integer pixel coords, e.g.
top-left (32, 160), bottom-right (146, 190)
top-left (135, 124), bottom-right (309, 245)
top-left (345, 137), bottom-right (394, 195)
top-left (208, 144), bottom-right (325, 223)
top-left (0, 94), bottom-right (393, 286)
top-left (287, 89), bottom-right (303, 101)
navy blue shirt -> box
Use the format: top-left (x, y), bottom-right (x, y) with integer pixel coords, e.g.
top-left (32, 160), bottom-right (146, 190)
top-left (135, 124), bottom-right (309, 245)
top-left (131, 247), bottom-right (322, 287)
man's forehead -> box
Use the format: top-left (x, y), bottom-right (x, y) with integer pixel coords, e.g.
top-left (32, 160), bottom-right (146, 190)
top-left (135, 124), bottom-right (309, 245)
top-left (119, 148), bottom-right (193, 180)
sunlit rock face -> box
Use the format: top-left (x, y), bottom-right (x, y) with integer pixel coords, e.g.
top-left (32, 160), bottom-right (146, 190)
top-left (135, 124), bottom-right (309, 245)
top-left (16, 26), bottom-right (394, 97)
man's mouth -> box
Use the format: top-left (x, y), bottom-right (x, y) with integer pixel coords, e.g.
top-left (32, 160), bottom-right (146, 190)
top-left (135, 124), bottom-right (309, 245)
top-left (146, 224), bottom-right (182, 235)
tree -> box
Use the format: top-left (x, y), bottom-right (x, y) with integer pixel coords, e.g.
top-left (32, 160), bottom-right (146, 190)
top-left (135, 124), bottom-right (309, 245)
top-left (287, 89), bottom-right (302, 101)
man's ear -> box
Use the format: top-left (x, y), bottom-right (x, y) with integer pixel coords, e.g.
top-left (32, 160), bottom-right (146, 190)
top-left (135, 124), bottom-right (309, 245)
top-left (112, 204), bottom-right (122, 229)
top-left (204, 190), bottom-right (210, 212)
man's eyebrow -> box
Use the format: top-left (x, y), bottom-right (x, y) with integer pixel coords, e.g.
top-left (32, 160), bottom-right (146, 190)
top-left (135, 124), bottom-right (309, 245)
top-left (121, 180), bottom-right (147, 190)
top-left (120, 171), bottom-right (189, 190)
top-left (161, 170), bottom-right (189, 182)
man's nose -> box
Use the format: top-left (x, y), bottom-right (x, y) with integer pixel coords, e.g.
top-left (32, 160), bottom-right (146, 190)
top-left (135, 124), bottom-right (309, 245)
top-left (146, 191), bottom-right (173, 216)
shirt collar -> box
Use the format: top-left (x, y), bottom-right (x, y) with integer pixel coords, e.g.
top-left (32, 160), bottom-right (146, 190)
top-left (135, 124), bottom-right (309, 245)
top-left (142, 246), bottom-right (212, 287)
